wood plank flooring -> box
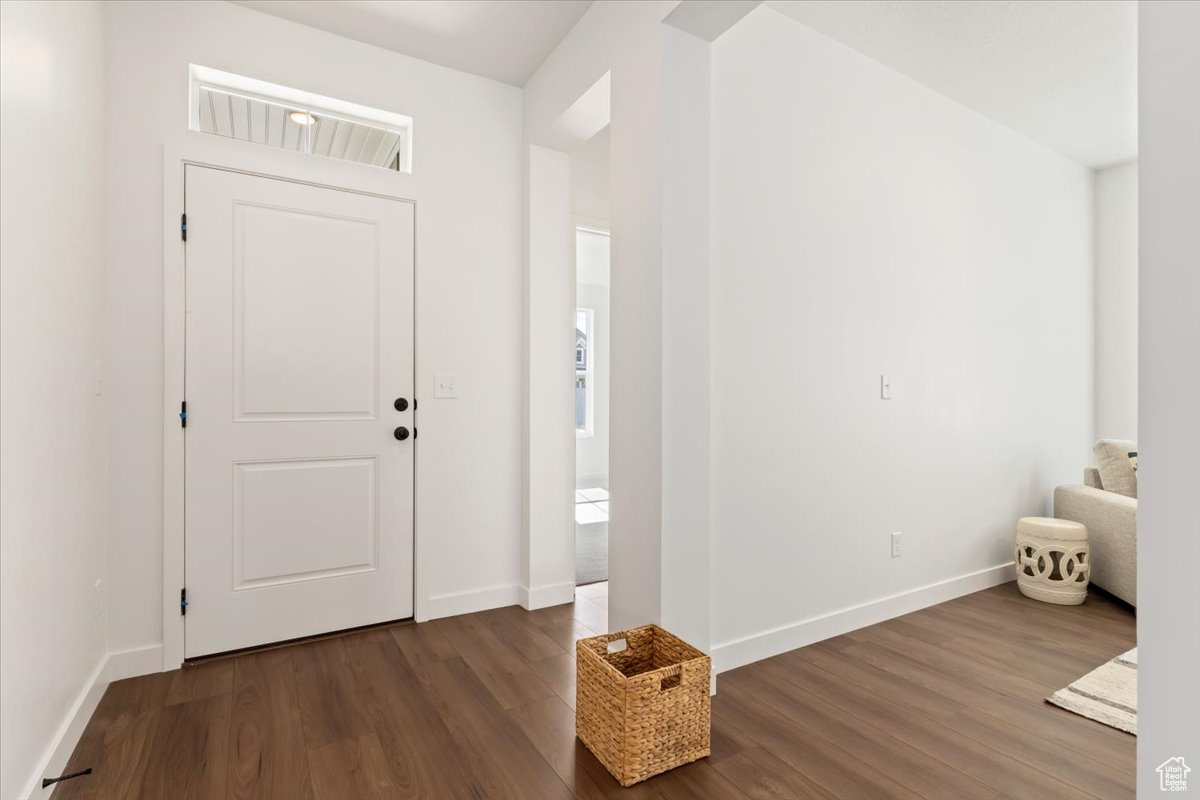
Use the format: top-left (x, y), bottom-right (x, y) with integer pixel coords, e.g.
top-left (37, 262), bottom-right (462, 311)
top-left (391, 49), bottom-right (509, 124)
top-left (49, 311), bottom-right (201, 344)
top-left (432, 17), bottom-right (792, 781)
top-left (54, 581), bottom-right (1136, 799)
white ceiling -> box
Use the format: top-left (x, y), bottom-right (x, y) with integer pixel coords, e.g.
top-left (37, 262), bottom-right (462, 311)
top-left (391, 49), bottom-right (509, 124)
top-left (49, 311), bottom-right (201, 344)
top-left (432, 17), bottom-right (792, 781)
top-left (231, 0), bottom-right (593, 87)
top-left (766, 0), bottom-right (1137, 168)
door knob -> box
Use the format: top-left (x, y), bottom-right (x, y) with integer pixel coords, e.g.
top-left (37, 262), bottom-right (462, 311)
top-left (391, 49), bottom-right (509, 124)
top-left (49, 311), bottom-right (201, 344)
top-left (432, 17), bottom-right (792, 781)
top-left (394, 397), bottom-right (409, 412)
top-left (393, 426), bottom-right (410, 441)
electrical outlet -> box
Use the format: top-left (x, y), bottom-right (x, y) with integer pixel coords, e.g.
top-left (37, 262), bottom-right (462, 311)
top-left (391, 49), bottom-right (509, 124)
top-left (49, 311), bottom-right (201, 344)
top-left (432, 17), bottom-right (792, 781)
top-left (891, 531), bottom-right (902, 558)
top-left (92, 579), bottom-right (104, 619)
top-left (434, 373), bottom-right (459, 399)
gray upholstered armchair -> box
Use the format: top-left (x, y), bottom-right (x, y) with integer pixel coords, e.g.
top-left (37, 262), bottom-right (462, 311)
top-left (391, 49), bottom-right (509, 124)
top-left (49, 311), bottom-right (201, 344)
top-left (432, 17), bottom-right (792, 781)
top-left (1054, 468), bottom-right (1136, 606)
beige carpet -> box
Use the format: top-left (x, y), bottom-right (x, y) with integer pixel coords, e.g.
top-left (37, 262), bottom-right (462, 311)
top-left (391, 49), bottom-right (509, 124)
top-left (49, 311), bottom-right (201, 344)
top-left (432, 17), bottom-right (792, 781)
top-left (575, 521), bottom-right (608, 586)
top-left (1047, 648), bottom-right (1137, 734)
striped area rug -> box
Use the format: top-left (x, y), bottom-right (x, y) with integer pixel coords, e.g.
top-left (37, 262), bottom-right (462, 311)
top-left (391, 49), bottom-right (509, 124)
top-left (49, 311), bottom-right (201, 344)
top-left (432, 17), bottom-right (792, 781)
top-left (1047, 648), bottom-right (1137, 734)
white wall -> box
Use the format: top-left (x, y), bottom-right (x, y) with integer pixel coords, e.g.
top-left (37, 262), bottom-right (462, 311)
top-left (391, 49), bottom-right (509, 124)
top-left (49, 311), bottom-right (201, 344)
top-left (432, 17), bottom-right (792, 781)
top-left (522, 0), bottom-right (685, 635)
top-left (659, 26), bottom-right (713, 653)
top-left (576, 235), bottom-right (610, 487)
top-left (0, 3), bottom-right (109, 797)
top-left (709, 8), bottom-right (1093, 669)
top-left (104, 0), bottom-right (523, 651)
top-left (524, 0), bottom-right (678, 149)
top-left (522, 145), bottom-right (576, 609)
top-left (608, 32), bottom-right (666, 631)
top-left (1095, 161), bottom-right (1138, 441)
top-left (571, 127), bottom-right (611, 223)
top-left (607, 25), bottom-right (715, 651)
top-left (1137, 1), bottom-right (1200, 794)
top-left (525, 0), bottom-right (726, 640)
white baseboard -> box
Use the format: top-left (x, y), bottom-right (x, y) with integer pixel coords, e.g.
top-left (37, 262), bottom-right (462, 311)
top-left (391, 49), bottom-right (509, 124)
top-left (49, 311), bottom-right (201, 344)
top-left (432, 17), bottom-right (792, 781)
top-left (711, 563), bottom-right (1015, 674)
top-left (20, 655), bottom-right (107, 800)
top-left (426, 584), bottom-right (520, 620)
top-left (519, 581), bottom-right (576, 611)
top-left (19, 644), bottom-right (165, 800)
top-left (105, 644), bottom-right (164, 682)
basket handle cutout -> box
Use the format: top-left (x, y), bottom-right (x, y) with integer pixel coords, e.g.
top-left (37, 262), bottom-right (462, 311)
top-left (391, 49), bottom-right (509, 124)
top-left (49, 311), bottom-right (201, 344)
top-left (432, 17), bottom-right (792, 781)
top-left (659, 663), bottom-right (685, 691)
top-left (606, 638), bottom-right (628, 654)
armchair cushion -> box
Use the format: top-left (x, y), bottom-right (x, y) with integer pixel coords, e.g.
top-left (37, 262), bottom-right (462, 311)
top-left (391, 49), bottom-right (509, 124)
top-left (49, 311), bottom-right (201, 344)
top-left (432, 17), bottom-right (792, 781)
top-left (1094, 439), bottom-right (1138, 498)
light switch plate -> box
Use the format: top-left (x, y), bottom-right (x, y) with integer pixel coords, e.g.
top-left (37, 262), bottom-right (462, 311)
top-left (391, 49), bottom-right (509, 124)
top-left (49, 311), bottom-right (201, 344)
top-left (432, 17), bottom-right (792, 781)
top-left (881, 374), bottom-right (893, 400)
top-left (891, 531), bottom-right (902, 558)
top-left (434, 373), bottom-right (459, 399)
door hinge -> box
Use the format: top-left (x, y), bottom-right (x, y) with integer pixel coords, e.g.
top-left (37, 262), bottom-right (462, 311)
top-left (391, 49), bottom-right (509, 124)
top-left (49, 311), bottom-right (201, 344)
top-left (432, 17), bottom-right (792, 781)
top-left (180, 587), bottom-right (188, 616)
top-left (179, 400), bottom-right (187, 428)
top-left (180, 213), bottom-right (187, 242)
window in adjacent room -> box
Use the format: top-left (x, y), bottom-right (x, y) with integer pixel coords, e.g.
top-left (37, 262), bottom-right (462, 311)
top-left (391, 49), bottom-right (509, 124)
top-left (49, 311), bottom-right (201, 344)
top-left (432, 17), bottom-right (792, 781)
top-left (576, 308), bottom-right (594, 436)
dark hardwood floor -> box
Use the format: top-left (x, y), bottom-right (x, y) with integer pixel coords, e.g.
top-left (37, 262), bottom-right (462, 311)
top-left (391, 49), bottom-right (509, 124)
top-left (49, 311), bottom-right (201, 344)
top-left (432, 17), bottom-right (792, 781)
top-left (54, 581), bottom-right (1136, 799)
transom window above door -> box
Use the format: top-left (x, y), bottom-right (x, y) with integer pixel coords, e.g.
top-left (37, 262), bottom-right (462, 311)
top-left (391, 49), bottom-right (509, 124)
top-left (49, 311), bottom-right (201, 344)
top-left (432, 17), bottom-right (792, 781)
top-left (189, 65), bottom-right (413, 173)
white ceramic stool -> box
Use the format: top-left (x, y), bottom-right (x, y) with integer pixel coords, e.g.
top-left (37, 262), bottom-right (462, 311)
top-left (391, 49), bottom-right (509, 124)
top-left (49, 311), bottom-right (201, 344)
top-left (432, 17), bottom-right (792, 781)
top-left (1014, 517), bottom-right (1090, 605)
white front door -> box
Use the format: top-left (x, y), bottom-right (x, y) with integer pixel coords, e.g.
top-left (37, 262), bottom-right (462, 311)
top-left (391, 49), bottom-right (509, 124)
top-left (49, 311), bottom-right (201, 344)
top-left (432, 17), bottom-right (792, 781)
top-left (184, 165), bottom-right (414, 658)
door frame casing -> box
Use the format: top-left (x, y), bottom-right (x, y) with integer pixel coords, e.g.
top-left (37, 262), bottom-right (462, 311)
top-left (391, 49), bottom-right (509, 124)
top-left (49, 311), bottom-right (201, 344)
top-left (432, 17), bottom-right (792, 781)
top-left (162, 132), bottom-right (422, 671)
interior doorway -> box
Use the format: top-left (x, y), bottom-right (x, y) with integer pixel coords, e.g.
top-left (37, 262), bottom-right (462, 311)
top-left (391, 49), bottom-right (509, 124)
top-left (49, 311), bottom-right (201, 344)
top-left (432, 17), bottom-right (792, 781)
top-left (575, 227), bottom-right (610, 592)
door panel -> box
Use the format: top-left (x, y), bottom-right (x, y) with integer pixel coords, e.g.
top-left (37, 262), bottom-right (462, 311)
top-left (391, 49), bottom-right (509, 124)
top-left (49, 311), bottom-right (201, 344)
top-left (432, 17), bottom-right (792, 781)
top-left (233, 456), bottom-right (378, 589)
top-left (234, 204), bottom-right (380, 420)
top-left (184, 166), bottom-right (414, 658)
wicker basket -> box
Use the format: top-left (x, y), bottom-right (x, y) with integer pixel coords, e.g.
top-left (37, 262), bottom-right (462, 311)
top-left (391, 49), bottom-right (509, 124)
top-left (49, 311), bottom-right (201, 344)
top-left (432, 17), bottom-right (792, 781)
top-left (575, 624), bottom-right (711, 786)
